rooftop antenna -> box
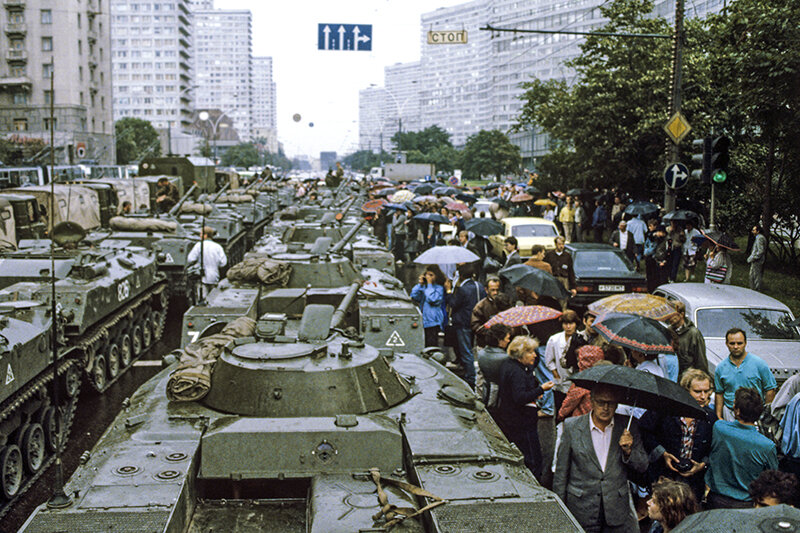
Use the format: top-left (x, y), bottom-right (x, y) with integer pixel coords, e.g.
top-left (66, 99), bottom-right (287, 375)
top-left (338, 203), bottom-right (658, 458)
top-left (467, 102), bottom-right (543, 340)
top-left (46, 62), bottom-right (71, 510)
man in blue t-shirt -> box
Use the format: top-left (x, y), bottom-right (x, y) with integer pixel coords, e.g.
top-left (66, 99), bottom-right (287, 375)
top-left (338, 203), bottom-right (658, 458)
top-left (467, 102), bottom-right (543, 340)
top-left (714, 328), bottom-right (777, 422)
top-left (706, 387), bottom-right (778, 509)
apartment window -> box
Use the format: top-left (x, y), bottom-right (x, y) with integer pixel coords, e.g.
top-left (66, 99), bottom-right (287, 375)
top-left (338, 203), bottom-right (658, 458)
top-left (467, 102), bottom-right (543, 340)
top-left (42, 37), bottom-right (53, 51)
top-left (80, 91), bottom-right (84, 104)
top-left (14, 119), bottom-right (28, 131)
top-left (77, 13), bottom-right (81, 28)
top-left (10, 65), bottom-right (25, 76)
top-left (42, 63), bottom-right (53, 79)
top-left (13, 93), bottom-right (28, 105)
top-left (43, 117), bottom-right (57, 130)
top-left (41, 9), bottom-right (52, 24)
top-left (44, 90), bottom-right (52, 104)
top-left (78, 40), bottom-right (82, 54)
top-left (79, 66), bottom-right (83, 80)
top-left (101, 96), bottom-right (105, 109)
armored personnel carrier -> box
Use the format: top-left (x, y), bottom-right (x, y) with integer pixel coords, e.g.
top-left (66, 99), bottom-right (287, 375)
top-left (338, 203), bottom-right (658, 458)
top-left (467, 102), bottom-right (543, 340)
top-left (19, 305), bottom-right (582, 532)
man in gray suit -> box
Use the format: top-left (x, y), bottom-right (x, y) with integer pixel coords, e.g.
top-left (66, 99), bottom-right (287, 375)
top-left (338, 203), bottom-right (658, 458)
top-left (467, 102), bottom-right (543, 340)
top-left (747, 224), bottom-right (767, 291)
top-left (554, 385), bottom-right (648, 532)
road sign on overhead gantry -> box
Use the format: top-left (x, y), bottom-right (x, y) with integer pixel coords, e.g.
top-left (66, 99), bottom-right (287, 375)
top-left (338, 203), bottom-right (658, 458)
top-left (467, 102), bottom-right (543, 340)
top-left (318, 24), bottom-right (372, 51)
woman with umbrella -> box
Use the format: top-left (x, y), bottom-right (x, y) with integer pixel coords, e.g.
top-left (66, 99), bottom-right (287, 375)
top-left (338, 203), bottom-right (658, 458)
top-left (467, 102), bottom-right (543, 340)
top-left (410, 265), bottom-right (447, 348)
top-left (496, 335), bottom-right (554, 480)
top-left (704, 244), bottom-right (732, 284)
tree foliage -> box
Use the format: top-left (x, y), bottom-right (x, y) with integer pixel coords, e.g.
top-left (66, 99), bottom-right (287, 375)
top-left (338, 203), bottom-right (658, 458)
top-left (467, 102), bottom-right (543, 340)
top-left (115, 118), bottom-right (161, 164)
top-left (460, 130), bottom-right (521, 180)
top-left (221, 142), bottom-right (260, 168)
top-left (342, 150), bottom-right (391, 172)
top-left (391, 125), bottom-right (452, 154)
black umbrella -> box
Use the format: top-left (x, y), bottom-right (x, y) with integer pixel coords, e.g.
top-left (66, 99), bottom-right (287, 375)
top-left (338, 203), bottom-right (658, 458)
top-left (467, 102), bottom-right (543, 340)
top-left (692, 229), bottom-right (740, 251)
top-left (488, 197), bottom-right (512, 209)
top-left (568, 364), bottom-right (705, 419)
top-left (482, 182), bottom-right (502, 191)
top-left (662, 209), bottom-right (699, 223)
top-left (402, 201), bottom-right (418, 213)
top-left (433, 186), bottom-right (459, 196)
top-left (567, 188), bottom-right (592, 196)
top-left (374, 188), bottom-right (396, 198)
top-left (413, 183), bottom-right (435, 195)
top-left (525, 186), bottom-right (540, 195)
top-left (413, 212), bottom-right (450, 224)
top-left (624, 201), bottom-right (659, 216)
top-left (455, 192), bottom-right (477, 204)
top-left (592, 312), bottom-right (674, 355)
top-left (499, 264), bottom-right (569, 300)
top-left (464, 217), bottom-right (503, 237)
top-left (672, 505), bottom-right (800, 533)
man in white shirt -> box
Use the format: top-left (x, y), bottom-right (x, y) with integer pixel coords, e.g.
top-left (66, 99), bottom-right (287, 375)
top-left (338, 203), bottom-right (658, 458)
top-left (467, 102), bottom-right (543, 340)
top-left (626, 215), bottom-right (647, 269)
top-left (187, 226), bottom-right (227, 300)
top-left (610, 220), bottom-right (636, 263)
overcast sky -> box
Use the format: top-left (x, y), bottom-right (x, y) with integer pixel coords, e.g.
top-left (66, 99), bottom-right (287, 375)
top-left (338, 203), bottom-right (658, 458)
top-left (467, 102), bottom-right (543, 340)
top-left (219, 0), bottom-right (466, 158)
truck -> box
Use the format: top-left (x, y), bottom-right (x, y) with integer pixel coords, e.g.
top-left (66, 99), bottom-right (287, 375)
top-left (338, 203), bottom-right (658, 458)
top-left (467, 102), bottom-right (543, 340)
top-left (369, 163), bottom-right (435, 182)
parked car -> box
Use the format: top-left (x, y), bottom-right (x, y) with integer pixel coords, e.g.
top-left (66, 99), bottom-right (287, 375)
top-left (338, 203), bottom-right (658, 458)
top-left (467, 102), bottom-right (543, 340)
top-left (653, 283), bottom-right (800, 386)
top-left (567, 243), bottom-right (647, 308)
top-left (488, 216), bottom-right (560, 258)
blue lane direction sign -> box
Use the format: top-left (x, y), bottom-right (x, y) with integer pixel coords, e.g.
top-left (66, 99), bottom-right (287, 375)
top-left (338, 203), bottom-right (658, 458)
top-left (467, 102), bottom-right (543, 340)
top-left (664, 162), bottom-right (690, 189)
top-left (318, 24), bottom-right (372, 51)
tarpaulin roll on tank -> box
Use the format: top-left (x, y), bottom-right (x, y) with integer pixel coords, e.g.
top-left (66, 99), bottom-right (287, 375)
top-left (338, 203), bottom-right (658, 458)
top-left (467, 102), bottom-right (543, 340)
top-left (226, 257), bottom-right (292, 287)
top-left (166, 316), bottom-right (256, 402)
top-left (215, 194), bottom-right (254, 203)
top-left (109, 216), bottom-right (178, 232)
top-left (179, 202), bottom-right (215, 215)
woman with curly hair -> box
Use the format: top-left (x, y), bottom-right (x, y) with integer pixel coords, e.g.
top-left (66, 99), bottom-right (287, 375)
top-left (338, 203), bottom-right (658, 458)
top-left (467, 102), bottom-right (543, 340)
top-left (647, 477), bottom-right (699, 533)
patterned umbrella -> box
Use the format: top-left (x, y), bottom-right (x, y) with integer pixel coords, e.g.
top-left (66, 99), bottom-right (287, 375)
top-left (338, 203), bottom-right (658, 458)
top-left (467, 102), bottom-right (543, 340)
top-left (445, 201), bottom-right (469, 213)
top-left (511, 193), bottom-right (534, 203)
top-left (483, 305), bottom-right (562, 328)
top-left (412, 195), bottom-right (439, 204)
top-left (592, 312), bottom-right (675, 355)
top-left (361, 199), bottom-right (387, 213)
top-left (390, 189), bottom-right (415, 203)
top-left (588, 293), bottom-right (679, 321)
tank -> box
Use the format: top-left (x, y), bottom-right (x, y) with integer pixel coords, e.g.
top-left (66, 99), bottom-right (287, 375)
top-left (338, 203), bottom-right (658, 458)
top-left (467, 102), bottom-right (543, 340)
top-left (0, 223), bottom-right (169, 392)
top-left (0, 301), bottom-right (81, 517)
top-left (18, 305), bottom-right (583, 532)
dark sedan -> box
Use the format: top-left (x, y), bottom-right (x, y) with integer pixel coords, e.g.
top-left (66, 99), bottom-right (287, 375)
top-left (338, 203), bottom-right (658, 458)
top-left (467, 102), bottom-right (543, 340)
top-left (566, 243), bottom-right (647, 308)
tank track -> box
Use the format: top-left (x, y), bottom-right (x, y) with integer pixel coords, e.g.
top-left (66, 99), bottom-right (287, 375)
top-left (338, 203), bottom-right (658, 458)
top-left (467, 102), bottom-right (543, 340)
top-left (76, 280), bottom-right (169, 394)
top-left (0, 358), bottom-right (81, 520)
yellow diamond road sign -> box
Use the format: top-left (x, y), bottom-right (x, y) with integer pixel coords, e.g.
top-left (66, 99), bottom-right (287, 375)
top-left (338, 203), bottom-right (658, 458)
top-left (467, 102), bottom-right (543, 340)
top-left (664, 111), bottom-right (691, 144)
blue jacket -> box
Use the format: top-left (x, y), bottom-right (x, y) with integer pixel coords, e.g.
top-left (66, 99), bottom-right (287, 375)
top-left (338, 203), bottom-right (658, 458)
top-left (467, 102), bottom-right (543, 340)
top-left (592, 205), bottom-right (608, 228)
top-left (411, 283), bottom-right (445, 329)
top-left (448, 278), bottom-right (486, 329)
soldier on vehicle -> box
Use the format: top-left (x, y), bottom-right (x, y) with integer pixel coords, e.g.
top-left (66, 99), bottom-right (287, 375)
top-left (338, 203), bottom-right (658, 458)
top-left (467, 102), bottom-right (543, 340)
top-left (156, 177), bottom-right (180, 213)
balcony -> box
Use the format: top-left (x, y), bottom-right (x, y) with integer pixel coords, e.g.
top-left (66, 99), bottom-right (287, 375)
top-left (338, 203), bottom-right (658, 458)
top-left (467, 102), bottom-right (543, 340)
top-left (5, 49), bottom-right (27, 63)
top-left (3, 0), bottom-right (25, 8)
top-left (4, 22), bottom-right (25, 36)
top-left (0, 75), bottom-right (31, 90)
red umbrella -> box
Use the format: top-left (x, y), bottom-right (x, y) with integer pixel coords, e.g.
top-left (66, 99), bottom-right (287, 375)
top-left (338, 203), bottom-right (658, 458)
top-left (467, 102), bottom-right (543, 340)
top-left (511, 193), bottom-right (534, 203)
top-left (445, 201), bottom-right (469, 213)
top-left (361, 199), bottom-right (387, 213)
top-left (483, 305), bottom-right (562, 328)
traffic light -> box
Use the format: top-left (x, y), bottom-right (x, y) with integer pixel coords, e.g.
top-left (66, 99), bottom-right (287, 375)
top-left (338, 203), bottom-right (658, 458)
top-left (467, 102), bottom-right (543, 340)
top-left (691, 137), bottom-right (711, 184)
top-left (710, 135), bottom-right (730, 184)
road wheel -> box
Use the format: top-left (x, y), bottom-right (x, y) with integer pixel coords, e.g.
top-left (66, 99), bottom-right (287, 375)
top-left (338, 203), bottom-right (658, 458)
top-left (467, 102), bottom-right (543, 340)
top-left (0, 445), bottom-right (23, 499)
top-left (119, 334), bottom-right (133, 368)
top-left (61, 364), bottom-right (81, 399)
top-left (20, 423), bottom-right (45, 474)
top-left (91, 355), bottom-right (107, 391)
top-left (141, 316), bottom-right (153, 349)
top-left (39, 407), bottom-right (60, 453)
top-left (107, 343), bottom-right (121, 379)
top-left (131, 325), bottom-right (143, 357)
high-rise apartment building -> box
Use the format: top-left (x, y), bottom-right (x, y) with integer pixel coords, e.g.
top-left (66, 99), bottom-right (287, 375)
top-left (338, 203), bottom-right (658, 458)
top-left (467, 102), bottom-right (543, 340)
top-left (418, 0), bottom-right (491, 148)
top-left (384, 61), bottom-right (422, 143)
top-left (192, 7), bottom-right (252, 141)
top-left (0, 0), bottom-right (114, 163)
top-left (252, 56), bottom-right (277, 153)
top-left (358, 85), bottom-right (387, 152)
top-left (110, 0), bottom-right (194, 149)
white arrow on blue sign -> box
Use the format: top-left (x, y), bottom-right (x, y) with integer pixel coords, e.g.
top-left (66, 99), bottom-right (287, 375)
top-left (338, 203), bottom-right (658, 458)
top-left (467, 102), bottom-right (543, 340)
top-left (663, 162), bottom-right (690, 189)
top-left (318, 24), bottom-right (372, 51)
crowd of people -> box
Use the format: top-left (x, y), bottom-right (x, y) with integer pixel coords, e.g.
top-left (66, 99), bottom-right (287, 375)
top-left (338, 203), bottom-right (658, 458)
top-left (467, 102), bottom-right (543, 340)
top-left (360, 178), bottom-right (798, 532)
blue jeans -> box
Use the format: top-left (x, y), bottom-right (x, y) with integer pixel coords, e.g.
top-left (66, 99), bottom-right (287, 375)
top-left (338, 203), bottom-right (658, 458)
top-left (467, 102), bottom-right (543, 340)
top-left (454, 327), bottom-right (476, 388)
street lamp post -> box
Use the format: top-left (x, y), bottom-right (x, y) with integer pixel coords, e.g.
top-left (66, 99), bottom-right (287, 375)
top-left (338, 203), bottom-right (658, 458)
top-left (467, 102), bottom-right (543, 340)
top-left (197, 110), bottom-right (230, 165)
top-left (370, 82), bottom-right (417, 154)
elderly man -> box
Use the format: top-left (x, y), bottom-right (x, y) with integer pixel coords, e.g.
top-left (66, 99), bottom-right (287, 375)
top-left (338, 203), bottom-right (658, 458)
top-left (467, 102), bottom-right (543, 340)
top-left (747, 224), bottom-right (767, 291)
top-left (187, 226), bottom-right (228, 300)
top-left (470, 277), bottom-right (510, 347)
top-left (554, 385), bottom-right (648, 532)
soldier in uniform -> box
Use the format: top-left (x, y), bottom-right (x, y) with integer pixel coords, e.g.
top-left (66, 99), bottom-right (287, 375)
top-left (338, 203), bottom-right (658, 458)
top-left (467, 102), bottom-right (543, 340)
top-left (156, 177), bottom-right (180, 213)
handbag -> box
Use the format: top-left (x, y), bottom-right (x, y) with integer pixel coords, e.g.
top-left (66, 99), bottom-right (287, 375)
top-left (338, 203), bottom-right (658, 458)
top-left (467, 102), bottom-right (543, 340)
top-left (705, 265), bottom-right (727, 283)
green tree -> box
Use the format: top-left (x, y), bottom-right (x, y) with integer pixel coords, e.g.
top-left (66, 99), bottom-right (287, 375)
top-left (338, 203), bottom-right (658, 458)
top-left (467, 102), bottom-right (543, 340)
top-left (426, 144), bottom-right (461, 174)
top-left (264, 147), bottom-right (293, 171)
top-left (391, 125), bottom-right (453, 154)
top-left (221, 142), bottom-right (260, 168)
top-left (460, 130), bottom-right (521, 180)
top-left (342, 150), bottom-right (390, 172)
top-left (115, 117), bottom-right (161, 164)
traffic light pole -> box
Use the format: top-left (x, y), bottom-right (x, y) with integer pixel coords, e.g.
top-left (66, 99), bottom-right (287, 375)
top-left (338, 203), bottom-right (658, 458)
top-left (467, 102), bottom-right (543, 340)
top-left (664, 0), bottom-right (685, 213)
top-left (709, 182), bottom-right (716, 230)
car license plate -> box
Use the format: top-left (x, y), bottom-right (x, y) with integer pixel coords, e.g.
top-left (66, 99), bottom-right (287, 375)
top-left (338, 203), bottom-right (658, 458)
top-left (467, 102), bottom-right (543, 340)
top-left (599, 284), bottom-right (625, 292)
